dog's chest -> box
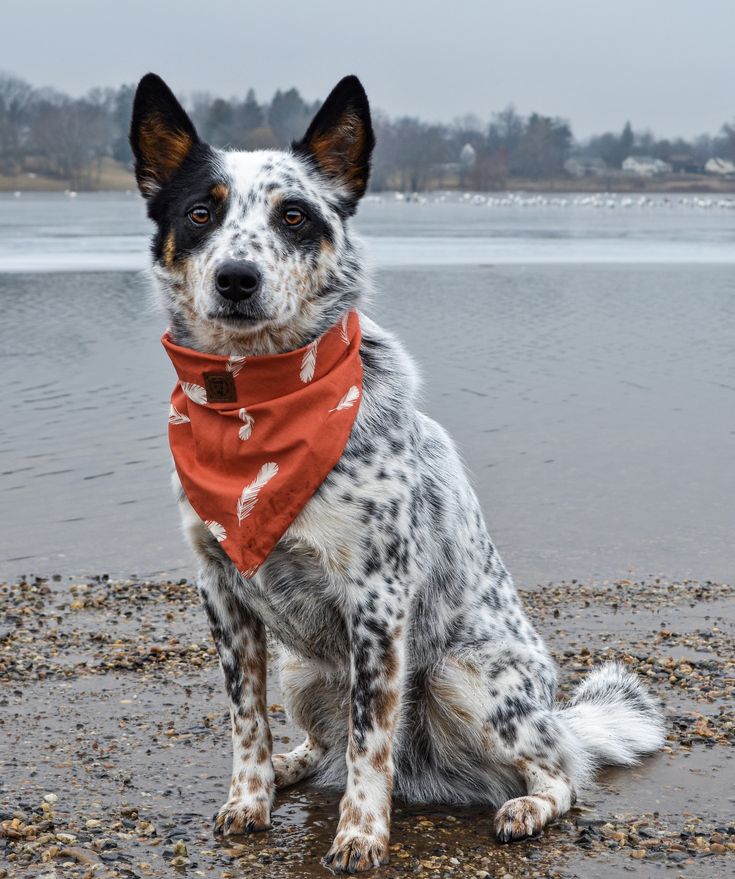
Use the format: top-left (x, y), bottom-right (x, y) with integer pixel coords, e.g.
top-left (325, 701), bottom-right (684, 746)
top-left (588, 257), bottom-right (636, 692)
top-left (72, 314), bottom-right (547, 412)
top-left (241, 493), bottom-right (358, 663)
top-left (245, 548), bottom-right (350, 664)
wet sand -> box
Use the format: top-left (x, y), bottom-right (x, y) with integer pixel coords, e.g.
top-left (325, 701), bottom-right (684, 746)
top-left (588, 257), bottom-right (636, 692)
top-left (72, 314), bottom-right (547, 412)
top-left (2, 575), bottom-right (733, 878)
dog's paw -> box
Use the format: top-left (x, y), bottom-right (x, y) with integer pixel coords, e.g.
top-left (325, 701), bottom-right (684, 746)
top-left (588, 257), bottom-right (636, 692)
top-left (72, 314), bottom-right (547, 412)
top-left (213, 797), bottom-right (271, 836)
top-left (323, 832), bottom-right (389, 873)
top-left (271, 751), bottom-right (316, 789)
top-left (272, 752), bottom-right (304, 790)
top-left (494, 795), bottom-right (547, 842)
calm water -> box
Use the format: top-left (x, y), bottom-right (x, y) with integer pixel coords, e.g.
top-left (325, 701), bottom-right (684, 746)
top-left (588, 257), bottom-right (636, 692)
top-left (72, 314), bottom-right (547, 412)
top-left (0, 193), bottom-right (733, 583)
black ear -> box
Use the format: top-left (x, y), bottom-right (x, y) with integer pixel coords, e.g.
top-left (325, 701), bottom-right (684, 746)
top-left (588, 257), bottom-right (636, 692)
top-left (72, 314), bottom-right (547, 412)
top-left (129, 73), bottom-right (199, 197)
top-left (292, 76), bottom-right (374, 212)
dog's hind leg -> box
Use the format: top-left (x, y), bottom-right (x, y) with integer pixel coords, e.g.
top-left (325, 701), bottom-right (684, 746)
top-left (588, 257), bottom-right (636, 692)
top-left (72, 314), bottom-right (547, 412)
top-left (493, 757), bottom-right (575, 841)
top-left (425, 645), bottom-right (579, 839)
top-left (478, 647), bottom-right (580, 841)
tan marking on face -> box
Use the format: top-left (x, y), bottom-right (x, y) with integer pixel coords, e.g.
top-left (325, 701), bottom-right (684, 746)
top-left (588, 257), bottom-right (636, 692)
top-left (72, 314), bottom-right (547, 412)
top-left (163, 230), bottom-right (176, 268)
top-left (211, 182), bottom-right (229, 202)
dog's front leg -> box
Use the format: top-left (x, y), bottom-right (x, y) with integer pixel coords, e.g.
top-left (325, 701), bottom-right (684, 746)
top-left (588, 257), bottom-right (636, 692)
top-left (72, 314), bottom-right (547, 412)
top-left (198, 567), bottom-right (274, 835)
top-left (324, 603), bottom-right (405, 873)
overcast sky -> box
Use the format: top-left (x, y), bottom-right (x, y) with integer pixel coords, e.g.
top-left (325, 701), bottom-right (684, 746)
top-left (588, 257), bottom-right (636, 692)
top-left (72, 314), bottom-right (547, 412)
top-left (2, 0), bottom-right (732, 140)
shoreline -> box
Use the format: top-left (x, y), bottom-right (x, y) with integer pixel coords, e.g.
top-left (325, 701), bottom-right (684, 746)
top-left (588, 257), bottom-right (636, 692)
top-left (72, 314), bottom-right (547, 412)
top-left (2, 177), bottom-right (734, 196)
top-left (2, 573), bottom-right (733, 877)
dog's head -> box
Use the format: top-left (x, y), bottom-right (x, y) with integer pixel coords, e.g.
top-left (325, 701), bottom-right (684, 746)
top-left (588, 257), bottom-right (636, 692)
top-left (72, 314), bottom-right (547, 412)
top-left (130, 74), bottom-right (374, 354)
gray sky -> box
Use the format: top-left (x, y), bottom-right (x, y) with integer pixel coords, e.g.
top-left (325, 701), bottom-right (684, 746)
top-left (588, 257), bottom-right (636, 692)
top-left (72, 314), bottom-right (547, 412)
top-left (2, 0), bottom-right (733, 139)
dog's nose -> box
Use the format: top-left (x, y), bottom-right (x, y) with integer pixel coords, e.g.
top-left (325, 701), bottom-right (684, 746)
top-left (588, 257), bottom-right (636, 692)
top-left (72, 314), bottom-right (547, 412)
top-left (215, 260), bottom-right (262, 301)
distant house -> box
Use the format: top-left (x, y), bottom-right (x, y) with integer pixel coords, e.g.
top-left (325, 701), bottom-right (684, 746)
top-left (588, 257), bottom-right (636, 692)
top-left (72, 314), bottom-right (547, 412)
top-left (459, 143), bottom-right (477, 168)
top-left (564, 157), bottom-right (608, 178)
top-left (622, 156), bottom-right (672, 176)
top-left (705, 157), bottom-right (735, 177)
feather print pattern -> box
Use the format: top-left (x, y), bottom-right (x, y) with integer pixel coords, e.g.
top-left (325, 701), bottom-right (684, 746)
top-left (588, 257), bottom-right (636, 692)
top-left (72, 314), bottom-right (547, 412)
top-left (168, 403), bottom-right (190, 425)
top-left (237, 462), bottom-right (279, 523)
top-left (180, 381), bottom-right (207, 405)
top-left (329, 385), bottom-right (360, 412)
top-left (340, 313), bottom-right (350, 344)
top-left (205, 520), bottom-right (227, 542)
top-left (300, 340), bottom-right (319, 383)
top-left (238, 406), bottom-right (255, 441)
top-left (226, 355), bottom-right (247, 377)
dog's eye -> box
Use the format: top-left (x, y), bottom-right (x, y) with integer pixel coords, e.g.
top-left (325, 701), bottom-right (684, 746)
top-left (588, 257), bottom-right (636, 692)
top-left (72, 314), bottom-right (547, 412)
top-left (188, 206), bottom-right (211, 226)
top-left (283, 207), bottom-right (306, 228)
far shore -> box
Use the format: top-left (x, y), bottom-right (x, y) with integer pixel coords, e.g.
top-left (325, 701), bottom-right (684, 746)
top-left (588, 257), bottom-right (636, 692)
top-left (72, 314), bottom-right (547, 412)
top-left (2, 165), bottom-right (735, 196)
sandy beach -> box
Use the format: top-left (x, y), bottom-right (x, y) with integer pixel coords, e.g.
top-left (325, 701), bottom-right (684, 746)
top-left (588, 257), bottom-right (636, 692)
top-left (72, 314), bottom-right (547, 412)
top-left (2, 574), bottom-right (733, 878)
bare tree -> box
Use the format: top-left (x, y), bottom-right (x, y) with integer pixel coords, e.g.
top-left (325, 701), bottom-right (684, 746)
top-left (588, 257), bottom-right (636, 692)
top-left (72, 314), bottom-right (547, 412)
top-left (0, 72), bottom-right (33, 173)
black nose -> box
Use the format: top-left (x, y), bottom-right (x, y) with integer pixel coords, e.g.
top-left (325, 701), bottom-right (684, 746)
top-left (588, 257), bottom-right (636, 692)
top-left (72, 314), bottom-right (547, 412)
top-left (215, 260), bottom-right (262, 301)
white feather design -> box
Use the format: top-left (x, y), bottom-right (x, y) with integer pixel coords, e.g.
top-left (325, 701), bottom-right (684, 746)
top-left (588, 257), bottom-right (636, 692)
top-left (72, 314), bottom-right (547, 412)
top-left (236, 462), bottom-right (279, 523)
top-left (300, 340), bottom-right (319, 383)
top-left (227, 355), bottom-right (247, 377)
top-left (180, 381), bottom-right (207, 405)
top-left (238, 406), bottom-right (255, 441)
top-left (205, 520), bottom-right (227, 542)
top-left (241, 564), bottom-right (260, 579)
top-left (340, 313), bottom-right (350, 344)
top-left (329, 385), bottom-right (360, 412)
top-left (168, 404), bottom-right (190, 425)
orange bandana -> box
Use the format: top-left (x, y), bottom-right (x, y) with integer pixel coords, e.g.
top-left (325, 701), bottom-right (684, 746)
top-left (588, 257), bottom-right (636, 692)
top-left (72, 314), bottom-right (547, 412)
top-left (162, 311), bottom-right (363, 578)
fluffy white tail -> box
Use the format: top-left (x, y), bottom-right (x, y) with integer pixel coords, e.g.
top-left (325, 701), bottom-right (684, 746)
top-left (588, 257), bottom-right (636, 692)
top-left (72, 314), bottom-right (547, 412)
top-left (560, 663), bottom-right (664, 769)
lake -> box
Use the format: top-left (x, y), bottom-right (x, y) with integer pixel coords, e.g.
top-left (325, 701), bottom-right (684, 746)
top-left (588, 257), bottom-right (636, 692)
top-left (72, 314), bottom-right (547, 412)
top-left (0, 191), bottom-right (733, 584)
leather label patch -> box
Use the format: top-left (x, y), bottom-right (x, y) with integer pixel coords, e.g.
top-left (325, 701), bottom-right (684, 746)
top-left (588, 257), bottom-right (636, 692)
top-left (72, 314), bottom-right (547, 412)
top-left (203, 371), bottom-right (237, 403)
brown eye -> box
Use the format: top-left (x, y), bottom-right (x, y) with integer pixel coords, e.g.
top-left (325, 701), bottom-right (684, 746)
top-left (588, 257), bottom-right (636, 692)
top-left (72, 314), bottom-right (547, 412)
top-left (283, 207), bottom-right (305, 227)
top-left (188, 205), bottom-right (211, 226)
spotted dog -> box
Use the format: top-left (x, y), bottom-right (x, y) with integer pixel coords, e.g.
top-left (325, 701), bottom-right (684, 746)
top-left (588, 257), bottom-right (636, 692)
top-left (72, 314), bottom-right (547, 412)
top-left (130, 73), bottom-right (664, 873)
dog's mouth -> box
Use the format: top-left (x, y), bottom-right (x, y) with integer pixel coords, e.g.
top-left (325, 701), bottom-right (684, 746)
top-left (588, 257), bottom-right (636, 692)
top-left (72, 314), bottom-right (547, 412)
top-left (207, 303), bottom-right (275, 328)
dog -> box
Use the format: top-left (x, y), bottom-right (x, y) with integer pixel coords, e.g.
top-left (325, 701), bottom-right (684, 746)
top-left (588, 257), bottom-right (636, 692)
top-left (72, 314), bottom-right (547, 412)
top-left (130, 72), bottom-right (664, 873)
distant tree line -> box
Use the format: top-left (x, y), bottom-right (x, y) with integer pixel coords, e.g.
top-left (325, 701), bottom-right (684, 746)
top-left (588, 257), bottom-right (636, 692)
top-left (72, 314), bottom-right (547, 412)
top-left (1, 71), bottom-right (734, 190)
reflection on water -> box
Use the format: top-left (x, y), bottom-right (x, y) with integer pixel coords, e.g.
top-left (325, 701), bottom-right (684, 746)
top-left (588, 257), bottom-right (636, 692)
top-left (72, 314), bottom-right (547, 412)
top-left (0, 195), bottom-right (733, 582)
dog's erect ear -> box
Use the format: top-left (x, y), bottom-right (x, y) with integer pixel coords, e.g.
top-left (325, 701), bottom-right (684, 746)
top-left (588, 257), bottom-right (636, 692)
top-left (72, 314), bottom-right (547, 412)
top-left (293, 76), bottom-right (375, 212)
top-left (130, 73), bottom-right (199, 197)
